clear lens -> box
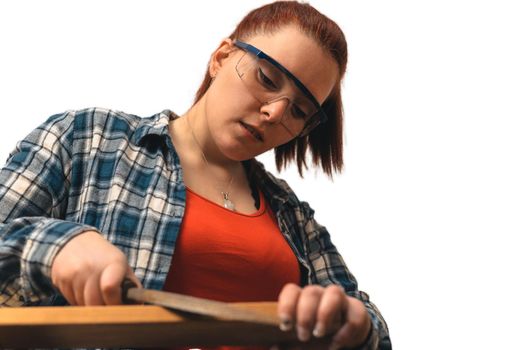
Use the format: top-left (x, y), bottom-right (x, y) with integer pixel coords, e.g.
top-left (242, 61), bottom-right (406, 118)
top-left (236, 52), bottom-right (322, 137)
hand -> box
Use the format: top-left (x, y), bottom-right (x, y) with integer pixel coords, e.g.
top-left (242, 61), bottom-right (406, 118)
top-left (275, 283), bottom-right (371, 349)
top-left (50, 230), bottom-right (142, 306)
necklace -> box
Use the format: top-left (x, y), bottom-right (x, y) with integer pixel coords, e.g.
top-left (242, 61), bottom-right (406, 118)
top-left (185, 117), bottom-right (236, 211)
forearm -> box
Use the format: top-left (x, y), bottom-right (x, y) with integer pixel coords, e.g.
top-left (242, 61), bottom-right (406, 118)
top-left (0, 218), bottom-right (97, 306)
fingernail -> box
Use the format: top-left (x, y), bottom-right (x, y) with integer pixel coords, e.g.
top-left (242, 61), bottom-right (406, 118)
top-left (279, 316), bottom-right (293, 331)
top-left (329, 342), bottom-right (342, 350)
top-left (312, 323), bottom-right (325, 338)
top-left (297, 326), bottom-right (310, 342)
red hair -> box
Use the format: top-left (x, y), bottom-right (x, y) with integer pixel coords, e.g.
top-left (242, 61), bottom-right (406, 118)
top-left (193, 1), bottom-right (347, 177)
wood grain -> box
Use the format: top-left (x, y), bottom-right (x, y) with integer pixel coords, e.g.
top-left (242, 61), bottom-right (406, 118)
top-left (0, 303), bottom-right (331, 348)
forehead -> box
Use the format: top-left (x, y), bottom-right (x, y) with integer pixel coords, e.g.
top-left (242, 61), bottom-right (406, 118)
top-left (242, 25), bottom-right (339, 104)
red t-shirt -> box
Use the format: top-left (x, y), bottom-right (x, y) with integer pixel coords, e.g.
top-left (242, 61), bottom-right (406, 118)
top-left (162, 187), bottom-right (300, 350)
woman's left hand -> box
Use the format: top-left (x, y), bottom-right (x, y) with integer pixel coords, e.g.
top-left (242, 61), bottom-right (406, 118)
top-left (275, 283), bottom-right (372, 349)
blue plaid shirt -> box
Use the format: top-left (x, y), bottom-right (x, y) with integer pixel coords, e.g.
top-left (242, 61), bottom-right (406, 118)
top-left (0, 107), bottom-right (390, 349)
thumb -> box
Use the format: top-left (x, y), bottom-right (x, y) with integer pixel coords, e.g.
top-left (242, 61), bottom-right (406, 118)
top-left (99, 261), bottom-right (131, 305)
top-left (125, 265), bottom-right (143, 289)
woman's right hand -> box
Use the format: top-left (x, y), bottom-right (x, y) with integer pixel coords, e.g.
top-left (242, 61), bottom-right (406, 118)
top-left (50, 230), bottom-right (142, 306)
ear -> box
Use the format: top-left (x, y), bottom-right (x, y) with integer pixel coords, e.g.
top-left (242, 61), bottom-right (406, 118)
top-left (208, 38), bottom-right (236, 78)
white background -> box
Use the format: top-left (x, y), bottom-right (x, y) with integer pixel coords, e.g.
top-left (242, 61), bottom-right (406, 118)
top-left (1, 1), bottom-right (524, 349)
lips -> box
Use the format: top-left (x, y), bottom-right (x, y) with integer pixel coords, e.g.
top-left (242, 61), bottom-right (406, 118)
top-left (240, 121), bottom-right (264, 142)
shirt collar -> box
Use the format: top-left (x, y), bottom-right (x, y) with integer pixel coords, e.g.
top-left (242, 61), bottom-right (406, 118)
top-left (131, 109), bottom-right (176, 145)
top-left (248, 159), bottom-right (291, 207)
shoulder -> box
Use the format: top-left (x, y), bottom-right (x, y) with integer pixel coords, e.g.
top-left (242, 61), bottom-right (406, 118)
top-left (37, 107), bottom-right (140, 136)
top-left (68, 107), bottom-right (142, 134)
top-left (42, 107), bottom-right (172, 145)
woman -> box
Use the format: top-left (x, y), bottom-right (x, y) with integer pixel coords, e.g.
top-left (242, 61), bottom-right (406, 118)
top-left (0, 1), bottom-right (390, 349)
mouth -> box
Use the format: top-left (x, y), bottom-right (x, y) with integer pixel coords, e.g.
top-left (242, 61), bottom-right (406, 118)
top-left (240, 121), bottom-right (264, 142)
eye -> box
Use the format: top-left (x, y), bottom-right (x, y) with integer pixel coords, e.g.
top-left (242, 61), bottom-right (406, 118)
top-left (257, 68), bottom-right (278, 90)
top-left (291, 104), bottom-right (307, 119)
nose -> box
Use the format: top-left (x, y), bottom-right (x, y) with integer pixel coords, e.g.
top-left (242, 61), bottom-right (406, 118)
top-left (260, 97), bottom-right (290, 123)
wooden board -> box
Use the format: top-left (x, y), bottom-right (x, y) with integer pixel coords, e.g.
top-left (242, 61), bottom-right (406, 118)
top-left (0, 303), bottom-right (331, 348)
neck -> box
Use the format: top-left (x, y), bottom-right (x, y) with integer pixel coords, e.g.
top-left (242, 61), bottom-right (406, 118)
top-left (171, 100), bottom-right (242, 212)
top-left (181, 99), bottom-right (237, 168)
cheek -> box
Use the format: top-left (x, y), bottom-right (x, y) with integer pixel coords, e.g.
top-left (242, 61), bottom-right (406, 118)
top-left (268, 134), bottom-right (296, 151)
top-left (206, 76), bottom-right (258, 120)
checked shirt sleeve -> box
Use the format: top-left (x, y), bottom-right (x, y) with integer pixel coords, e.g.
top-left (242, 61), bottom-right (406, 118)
top-left (301, 201), bottom-right (392, 350)
top-left (0, 111), bottom-right (97, 306)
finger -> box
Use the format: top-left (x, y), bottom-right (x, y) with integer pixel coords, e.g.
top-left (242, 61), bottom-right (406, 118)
top-left (100, 261), bottom-right (129, 305)
top-left (295, 285), bottom-right (324, 342)
top-left (51, 266), bottom-right (82, 306)
top-left (331, 297), bottom-right (371, 349)
top-left (57, 281), bottom-right (78, 306)
top-left (84, 273), bottom-right (104, 306)
top-left (313, 285), bottom-right (346, 339)
top-left (277, 283), bottom-right (301, 331)
top-left (71, 273), bottom-right (88, 306)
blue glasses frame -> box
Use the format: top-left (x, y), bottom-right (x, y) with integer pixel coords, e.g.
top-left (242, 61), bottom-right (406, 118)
top-left (233, 40), bottom-right (328, 133)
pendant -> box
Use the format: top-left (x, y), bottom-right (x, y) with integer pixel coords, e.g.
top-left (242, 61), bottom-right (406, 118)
top-left (222, 192), bottom-right (236, 211)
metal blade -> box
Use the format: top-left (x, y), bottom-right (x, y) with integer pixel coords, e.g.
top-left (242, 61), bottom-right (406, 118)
top-left (124, 287), bottom-right (279, 326)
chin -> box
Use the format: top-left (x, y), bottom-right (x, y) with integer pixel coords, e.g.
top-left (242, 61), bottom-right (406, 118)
top-left (225, 150), bottom-right (257, 162)
top-left (224, 144), bottom-right (263, 162)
